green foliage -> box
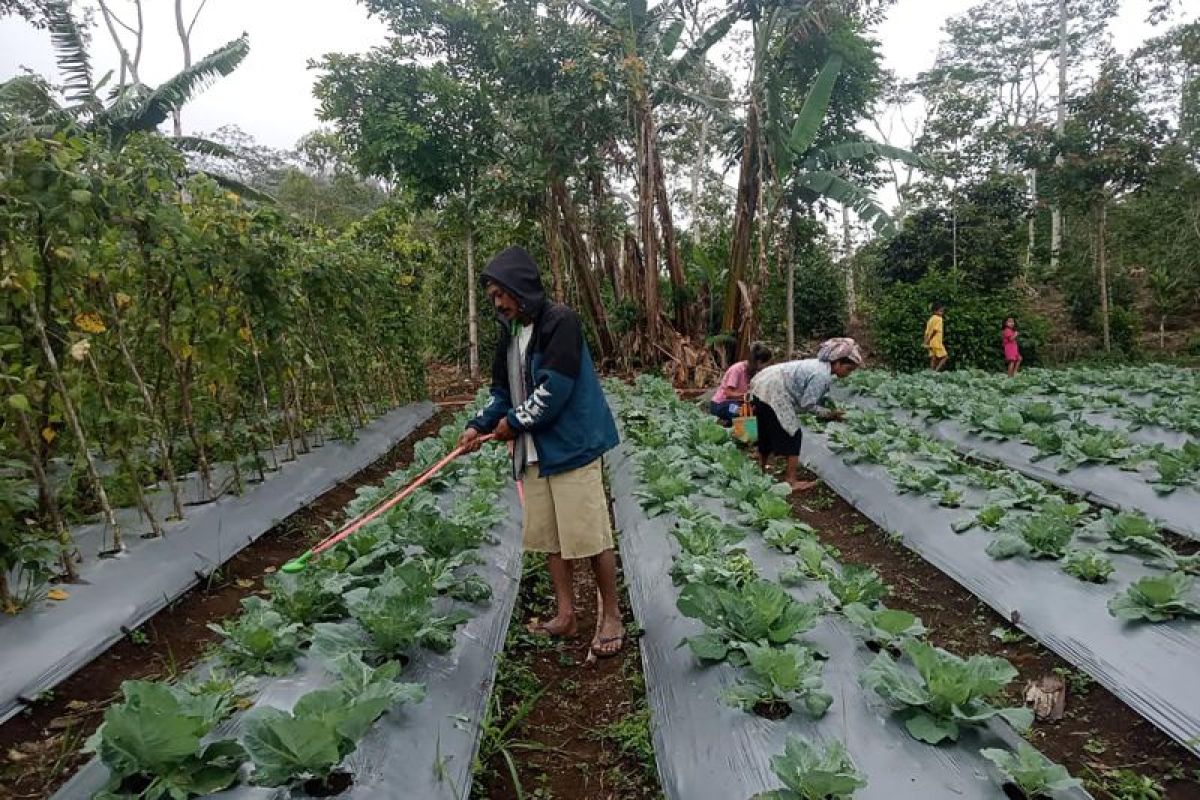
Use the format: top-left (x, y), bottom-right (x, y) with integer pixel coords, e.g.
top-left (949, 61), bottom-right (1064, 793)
top-left (870, 271), bottom-right (1047, 371)
top-left (84, 680), bottom-right (246, 799)
top-left (207, 596), bottom-right (306, 676)
top-left (755, 736), bottom-right (867, 800)
top-left (826, 565), bottom-right (888, 609)
top-left (860, 640), bottom-right (1032, 744)
top-left (1108, 573), bottom-right (1200, 622)
top-left (1062, 550), bottom-right (1116, 583)
top-left (723, 643), bottom-right (832, 718)
top-left (676, 579), bottom-right (822, 667)
top-left (842, 603), bottom-right (926, 649)
top-left (266, 570), bottom-right (351, 625)
top-left (313, 570), bottom-right (470, 661)
top-left (243, 668), bottom-right (422, 787)
top-left (880, 174), bottom-right (1028, 292)
top-left (981, 744), bottom-right (1082, 797)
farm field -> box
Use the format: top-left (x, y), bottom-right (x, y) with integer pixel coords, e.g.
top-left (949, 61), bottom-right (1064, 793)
top-left (5, 0), bottom-right (1200, 797)
top-left (2, 375), bottom-right (1198, 799)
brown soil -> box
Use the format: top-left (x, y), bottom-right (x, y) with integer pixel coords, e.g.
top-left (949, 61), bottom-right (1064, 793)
top-left (0, 412), bottom-right (450, 800)
top-left (475, 539), bottom-right (660, 799)
top-left (786, 470), bottom-right (1200, 800)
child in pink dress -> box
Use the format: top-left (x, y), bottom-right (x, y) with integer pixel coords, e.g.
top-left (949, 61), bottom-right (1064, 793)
top-left (1002, 317), bottom-right (1022, 377)
top-left (710, 342), bottom-right (773, 425)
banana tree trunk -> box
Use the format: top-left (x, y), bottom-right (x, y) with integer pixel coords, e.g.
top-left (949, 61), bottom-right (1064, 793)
top-left (26, 294), bottom-right (123, 553)
top-left (634, 101), bottom-right (662, 348)
top-left (650, 120), bottom-right (688, 336)
top-left (552, 180), bottom-right (617, 359)
top-left (723, 97), bottom-right (761, 355)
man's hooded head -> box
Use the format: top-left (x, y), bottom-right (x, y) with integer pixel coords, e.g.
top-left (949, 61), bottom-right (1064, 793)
top-left (481, 246), bottom-right (546, 324)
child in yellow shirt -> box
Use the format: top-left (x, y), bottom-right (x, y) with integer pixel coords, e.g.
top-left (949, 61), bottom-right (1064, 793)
top-left (924, 302), bottom-right (948, 371)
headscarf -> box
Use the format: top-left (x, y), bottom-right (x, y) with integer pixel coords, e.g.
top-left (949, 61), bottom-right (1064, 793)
top-left (816, 337), bottom-right (864, 366)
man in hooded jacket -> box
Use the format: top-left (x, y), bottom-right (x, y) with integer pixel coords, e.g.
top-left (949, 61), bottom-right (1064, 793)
top-left (458, 246), bottom-right (625, 657)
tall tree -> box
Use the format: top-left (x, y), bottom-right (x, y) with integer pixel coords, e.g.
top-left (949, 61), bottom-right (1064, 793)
top-left (1052, 59), bottom-right (1163, 351)
top-left (317, 1), bottom-right (500, 379)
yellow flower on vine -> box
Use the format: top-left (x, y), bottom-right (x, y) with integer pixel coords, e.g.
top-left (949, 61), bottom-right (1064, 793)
top-left (74, 312), bottom-right (107, 334)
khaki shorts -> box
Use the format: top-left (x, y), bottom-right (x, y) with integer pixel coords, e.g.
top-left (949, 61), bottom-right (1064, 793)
top-left (522, 459), bottom-right (614, 560)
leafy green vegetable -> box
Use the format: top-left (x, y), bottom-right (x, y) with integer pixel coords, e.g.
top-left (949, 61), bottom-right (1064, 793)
top-left (243, 668), bottom-right (422, 788)
top-left (826, 565), bottom-right (888, 609)
top-left (671, 514), bottom-right (746, 556)
top-left (755, 736), bottom-right (867, 800)
top-left (313, 572), bottom-right (470, 661)
top-left (763, 520), bottom-right (818, 553)
top-left (860, 640), bottom-right (1032, 744)
top-left (1083, 509), bottom-right (1172, 559)
top-left (84, 680), bottom-right (246, 799)
top-left (744, 491), bottom-right (794, 529)
top-left (981, 743), bottom-right (1082, 797)
top-left (676, 580), bottom-right (821, 666)
top-left (724, 643), bottom-right (832, 718)
top-left (779, 539), bottom-right (836, 585)
top-left (1057, 428), bottom-right (1134, 472)
top-left (635, 473), bottom-right (694, 516)
top-left (1108, 573), bottom-right (1200, 622)
top-left (267, 570), bottom-right (351, 625)
top-left (1062, 550), bottom-right (1115, 583)
top-left (986, 504), bottom-right (1081, 561)
top-left (842, 603), bottom-right (926, 649)
top-left (207, 596), bottom-right (306, 676)
top-left (671, 551), bottom-right (758, 588)
top-left (1020, 401), bottom-right (1065, 425)
top-left (952, 504), bottom-right (1007, 534)
top-left (179, 669), bottom-right (257, 721)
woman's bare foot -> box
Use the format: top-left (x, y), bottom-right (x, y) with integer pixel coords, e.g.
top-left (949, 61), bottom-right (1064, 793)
top-left (789, 479), bottom-right (819, 493)
top-left (527, 614), bottom-right (577, 638)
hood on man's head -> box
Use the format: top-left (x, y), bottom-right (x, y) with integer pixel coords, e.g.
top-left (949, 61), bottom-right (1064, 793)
top-left (481, 246), bottom-right (546, 312)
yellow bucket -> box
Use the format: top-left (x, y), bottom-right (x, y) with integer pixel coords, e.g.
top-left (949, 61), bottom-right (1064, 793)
top-left (732, 403), bottom-right (757, 444)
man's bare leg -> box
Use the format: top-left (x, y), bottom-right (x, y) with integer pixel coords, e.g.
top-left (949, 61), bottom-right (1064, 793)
top-left (529, 553), bottom-right (577, 637)
top-left (590, 549), bottom-right (624, 656)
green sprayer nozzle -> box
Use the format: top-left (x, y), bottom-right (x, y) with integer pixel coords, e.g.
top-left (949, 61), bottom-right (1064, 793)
top-left (280, 550), bottom-right (313, 574)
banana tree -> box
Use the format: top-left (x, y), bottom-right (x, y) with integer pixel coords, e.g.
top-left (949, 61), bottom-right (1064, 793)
top-left (0, 1), bottom-right (260, 196)
top-left (724, 42), bottom-right (925, 357)
top-left (573, 0), bottom-right (741, 342)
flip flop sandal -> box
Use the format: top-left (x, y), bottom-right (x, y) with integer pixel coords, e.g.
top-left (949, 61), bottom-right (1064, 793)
top-left (590, 633), bottom-right (625, 659)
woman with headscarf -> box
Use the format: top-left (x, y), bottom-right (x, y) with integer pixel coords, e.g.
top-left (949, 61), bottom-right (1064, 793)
top-left (748, 338), bottom-right (865, 492)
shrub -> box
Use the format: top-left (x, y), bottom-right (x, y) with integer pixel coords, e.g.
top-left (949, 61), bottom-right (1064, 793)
top-left (870, 271), bottom-right (1047, 371)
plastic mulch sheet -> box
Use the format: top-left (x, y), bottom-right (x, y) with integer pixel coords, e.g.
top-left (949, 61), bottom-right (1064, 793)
top-left (0, 402), bottom-right (434, 725)
top-left (844, 393), bottom-right (1200, 542)
top-left (52, 483), bottom-right (523, 800)
top-left (606, 441), bottom-right (1089, 800)
top-left (800, 429), bottom-right (1200, 758)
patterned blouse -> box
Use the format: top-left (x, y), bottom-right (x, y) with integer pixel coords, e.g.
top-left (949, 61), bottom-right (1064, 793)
top-left (748, 359), bottom-right (835, 436)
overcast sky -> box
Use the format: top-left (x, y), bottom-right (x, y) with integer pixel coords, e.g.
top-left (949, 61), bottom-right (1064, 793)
top-left (0, 0), bottom-right (1176, 153)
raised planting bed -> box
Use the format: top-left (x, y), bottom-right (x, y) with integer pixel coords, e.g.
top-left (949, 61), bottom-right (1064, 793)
top-left (797, 411), bottom-right (1200, 758)
top-left (606, 377), bottom-right (1091, 800)
top-left (836, 384), bottom-right (1200, 543)
top-left (0, 402), bottom-right (435, 726)
top-left (51, 414), bottom-right (522, 800)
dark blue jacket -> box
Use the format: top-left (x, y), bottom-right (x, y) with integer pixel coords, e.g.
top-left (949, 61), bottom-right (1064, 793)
top-left (467, 246), bottom-right (619, 478)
